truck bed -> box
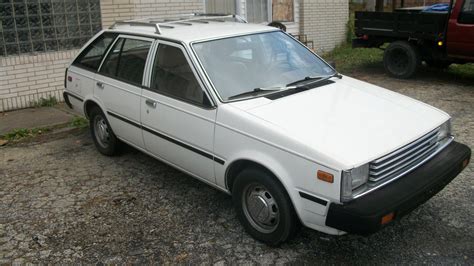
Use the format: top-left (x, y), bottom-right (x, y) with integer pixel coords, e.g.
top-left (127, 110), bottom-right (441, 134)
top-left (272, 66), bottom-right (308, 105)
top-left (355, 11), bottom-right (448, 41)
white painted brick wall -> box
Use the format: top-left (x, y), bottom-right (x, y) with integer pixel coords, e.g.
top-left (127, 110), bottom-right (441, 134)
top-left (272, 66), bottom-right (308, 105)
top-left (0, 50), bottom-right (78, 112)
top-left (300, 0), bottom-right (349, 54)
top-left (101, 0), bottom-right (205, 28)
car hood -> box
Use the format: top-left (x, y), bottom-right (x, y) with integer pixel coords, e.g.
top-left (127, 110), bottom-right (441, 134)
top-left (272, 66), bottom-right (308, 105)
top-left (229, 76), bottom-right (450, 169)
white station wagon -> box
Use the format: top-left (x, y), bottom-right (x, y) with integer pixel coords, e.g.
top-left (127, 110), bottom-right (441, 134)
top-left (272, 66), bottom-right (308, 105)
top-left (64, 14), bottom-right (471, 245)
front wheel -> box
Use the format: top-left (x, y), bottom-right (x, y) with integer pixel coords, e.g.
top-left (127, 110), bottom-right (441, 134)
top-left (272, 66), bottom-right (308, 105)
top-left (383, 41), bottom-right (421, 79)
top-left (232, 168), bottom-right (299, 246)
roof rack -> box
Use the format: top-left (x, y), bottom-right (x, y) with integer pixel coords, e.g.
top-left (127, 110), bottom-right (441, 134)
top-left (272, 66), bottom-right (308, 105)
top-left (109, 13), bottom-right (248, 35)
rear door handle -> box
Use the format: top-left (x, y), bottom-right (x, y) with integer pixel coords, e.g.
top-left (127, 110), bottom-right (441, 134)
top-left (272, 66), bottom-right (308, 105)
top-left (145, 99), bottom-right (157, 108)
top-left (96, 81), bottom-right (104, 89)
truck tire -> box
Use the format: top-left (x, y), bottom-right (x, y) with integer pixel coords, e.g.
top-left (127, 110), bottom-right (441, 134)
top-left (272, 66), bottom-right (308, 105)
top-left (383, 41), bottom-right (421, 79)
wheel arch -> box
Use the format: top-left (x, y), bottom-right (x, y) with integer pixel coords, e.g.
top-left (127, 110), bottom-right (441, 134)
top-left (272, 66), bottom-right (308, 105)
top-left (83, 98), bottom-right (106, 119)
top-left (224, 157), bottom-right (302, 222)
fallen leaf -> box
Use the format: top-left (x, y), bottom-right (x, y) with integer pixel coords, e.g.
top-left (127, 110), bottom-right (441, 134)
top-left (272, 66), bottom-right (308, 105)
top-left (0, 139), bottom-right (8, 146)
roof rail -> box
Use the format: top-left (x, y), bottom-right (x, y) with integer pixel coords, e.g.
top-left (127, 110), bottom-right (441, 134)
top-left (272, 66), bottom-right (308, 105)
top-left (110, 21), bottom-right (162, 34)
top-left (109, 13), bottom-right (247, 35)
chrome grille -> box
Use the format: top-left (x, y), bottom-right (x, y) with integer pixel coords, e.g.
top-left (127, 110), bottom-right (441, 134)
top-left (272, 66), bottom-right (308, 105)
top-left (369, 128), bottom-right (440, 183)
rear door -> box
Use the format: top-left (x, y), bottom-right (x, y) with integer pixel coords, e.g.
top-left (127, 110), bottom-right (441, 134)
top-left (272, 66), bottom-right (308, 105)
top-left (141, 41), bottom-right (218, 183)
top-left (95, 35), bottom-right (153, 148)
top-left (447, 0), bottom-right (474, 59)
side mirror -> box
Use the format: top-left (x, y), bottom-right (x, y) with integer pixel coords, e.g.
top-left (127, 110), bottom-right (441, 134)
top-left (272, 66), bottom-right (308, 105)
top-left (328, 60), bottom-right (336, 69)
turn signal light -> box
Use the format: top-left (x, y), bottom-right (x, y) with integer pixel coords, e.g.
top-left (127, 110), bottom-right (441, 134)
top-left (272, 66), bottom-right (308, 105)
top-left (381, 212), bottom-right (395, 225)
top-left (317, 170), bottom-right (334, 183)
top-left (438, 41), bottom-right (443, 46)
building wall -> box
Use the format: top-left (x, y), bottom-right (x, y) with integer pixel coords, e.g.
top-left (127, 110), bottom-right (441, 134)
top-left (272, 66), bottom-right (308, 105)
top-left (300, 0), bottom-right (349, 54)
top-left (101, 0), bottom-right (205, 28)
top-left (0, 50), bottom-right (77, 112)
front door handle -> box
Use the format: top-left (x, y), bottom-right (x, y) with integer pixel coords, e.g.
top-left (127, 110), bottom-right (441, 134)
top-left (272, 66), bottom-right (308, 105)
top-left (145, 99), bottom-right (157, 108)
top-left (96, 81), bottom-right (104, 89)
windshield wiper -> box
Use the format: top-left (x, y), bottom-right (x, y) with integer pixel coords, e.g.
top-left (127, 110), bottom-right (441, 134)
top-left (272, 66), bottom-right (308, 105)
top-left (286, 76), bottom-right (324, 87)
top-left (228, 72), bottom-right (344, 100)
top-left (228, 87), bottom-right (285, 100)
top-left (286, 72), bottom-right (343, 87)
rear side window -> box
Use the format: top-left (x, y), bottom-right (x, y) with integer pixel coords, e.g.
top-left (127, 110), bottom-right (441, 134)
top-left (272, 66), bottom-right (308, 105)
top-left (99, 38), bottom-right (152, 85)
top-left (73, 33), bottom-right (116, 71)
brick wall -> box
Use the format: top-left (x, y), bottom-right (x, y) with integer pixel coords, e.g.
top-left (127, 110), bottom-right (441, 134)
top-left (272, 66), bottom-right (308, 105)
top-left (101, 0), bottom-right (205, 28)
top-left (300, 0), bottom-right (349, 54)
top-left (0, 50), bottom-right (77, 112)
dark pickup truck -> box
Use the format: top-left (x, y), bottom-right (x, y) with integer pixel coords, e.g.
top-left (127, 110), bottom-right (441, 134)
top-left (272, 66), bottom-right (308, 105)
top-left (353, 0), bottom-right (474, 78)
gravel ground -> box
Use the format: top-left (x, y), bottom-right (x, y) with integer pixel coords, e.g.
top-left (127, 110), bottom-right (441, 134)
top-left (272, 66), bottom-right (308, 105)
top-left (1, 66), bottom-right (473, 264)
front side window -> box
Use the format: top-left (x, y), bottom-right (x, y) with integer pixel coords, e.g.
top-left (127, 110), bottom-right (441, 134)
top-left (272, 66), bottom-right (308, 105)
top-left (150, 44), bottom-right (206, 105)
top-left (74, 33), bottom-right (116, 71)
top-left (459, 0), bottom-right (474, 24)
top-left (99, 37), bottom-right (151, 85)
top-left (193, 31), bottom-right (335, 101)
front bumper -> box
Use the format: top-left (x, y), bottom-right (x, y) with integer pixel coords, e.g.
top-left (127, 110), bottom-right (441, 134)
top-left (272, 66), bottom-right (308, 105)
top-left (326, 141), bottom-right (471, 235)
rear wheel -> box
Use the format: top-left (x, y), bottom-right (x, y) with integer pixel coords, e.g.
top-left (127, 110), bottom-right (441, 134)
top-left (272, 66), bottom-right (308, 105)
top-left (232, 168), bottom-right (299, 246)
top-left (383, 41), bottom-right (420, 79)
top-left (89, 107), bottom-right (120, 156)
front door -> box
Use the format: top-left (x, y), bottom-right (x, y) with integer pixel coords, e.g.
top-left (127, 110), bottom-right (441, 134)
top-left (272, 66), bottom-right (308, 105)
top-left (141, 41), bottom-right (217, 183)
top-left (95, 35), bottom-right (153, 148)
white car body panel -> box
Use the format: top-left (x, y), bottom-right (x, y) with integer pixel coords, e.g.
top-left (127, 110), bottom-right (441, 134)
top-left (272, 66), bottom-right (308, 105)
top-left (63, 22), bottom-right (454, 236)
top-left (229, 75), bottom-right (450, 169)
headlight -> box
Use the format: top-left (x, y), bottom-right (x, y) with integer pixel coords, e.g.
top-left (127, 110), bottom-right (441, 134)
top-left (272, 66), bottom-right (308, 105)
top-left (341, 164), bottom-right (369, 202)
top-left (437, 119), bottom-right (451, 142)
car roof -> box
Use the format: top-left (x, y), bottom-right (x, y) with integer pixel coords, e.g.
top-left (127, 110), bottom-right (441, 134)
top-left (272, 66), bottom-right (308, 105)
top-left (107, 15), bottom-right (278, 43)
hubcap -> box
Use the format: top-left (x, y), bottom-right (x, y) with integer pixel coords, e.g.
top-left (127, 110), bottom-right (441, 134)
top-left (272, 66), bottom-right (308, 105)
top-left (242, 183), bottom-right (279, 233)
top-left (94, 116), bottom-right (110, 148)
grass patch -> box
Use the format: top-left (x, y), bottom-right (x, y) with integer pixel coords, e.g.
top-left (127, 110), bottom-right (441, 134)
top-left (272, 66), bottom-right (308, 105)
top-left (447, 63), bottom-right (474, 79)
top-left (70, 116), bottom-right (88, 129)
top-left (322, 44), bottom-right (384, 74)
top-left (0, 116), bottom-right (88, 144)
top-left (1, 127), bottom-right (51, 141)
top-left (33, 96), bottom-right (58, 107)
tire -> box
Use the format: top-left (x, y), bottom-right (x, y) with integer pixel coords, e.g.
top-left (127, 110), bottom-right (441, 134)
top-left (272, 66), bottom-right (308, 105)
top-left (383, 41), bottom-right (421, 79)
top-left (425, 59), bottom-right (451, 69)
top-left (232, 168), bottom-right (299, 246)
top-left (89, 106), bottom-right (120, 156)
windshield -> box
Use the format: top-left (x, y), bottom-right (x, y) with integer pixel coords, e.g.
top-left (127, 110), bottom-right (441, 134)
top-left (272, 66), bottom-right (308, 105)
top-left (193, 31), bottom-right (335, 101)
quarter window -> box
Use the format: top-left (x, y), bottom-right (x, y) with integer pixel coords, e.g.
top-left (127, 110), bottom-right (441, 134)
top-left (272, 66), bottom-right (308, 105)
top-left (73, 33), bottom-right (116, 71)
top-left (99, 38), bottom-right (151, 85)
top-left (150, 44), bottom-right (205, 105)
